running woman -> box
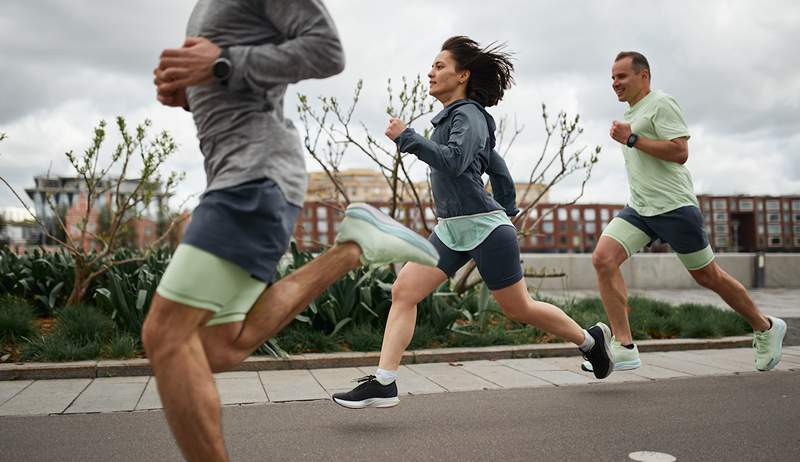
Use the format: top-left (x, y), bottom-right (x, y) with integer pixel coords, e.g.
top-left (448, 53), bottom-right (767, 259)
top-left (333, 36), bottom-right (614, 409)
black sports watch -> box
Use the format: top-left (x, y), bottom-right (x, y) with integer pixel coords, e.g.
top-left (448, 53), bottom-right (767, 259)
top-left (212, 48), bottom-right (232, 83)
top-left (626, 133), bottom-right (639, 148)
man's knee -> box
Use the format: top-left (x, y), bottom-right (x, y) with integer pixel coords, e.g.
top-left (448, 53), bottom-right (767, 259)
top-left (142, 295), bottom-right (210, 362)
top-left (201, 323), bottom-right (246, 373)
top-left (690, 263), bottom-right (721, 289)
top-left (592, 248), bottom-right (619, 273)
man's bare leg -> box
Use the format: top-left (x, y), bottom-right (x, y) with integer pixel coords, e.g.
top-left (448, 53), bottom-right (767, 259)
top-left (689, 261), bottom-right (770, 331)
top-left (592, 236), bottom-right (634, 344)
top-left (142, 299), bottom-right (227, 462)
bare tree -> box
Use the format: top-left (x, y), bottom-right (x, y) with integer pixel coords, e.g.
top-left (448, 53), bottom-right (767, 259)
top-left (297, 75), bottom-right (436, 231)
top-left (297, 80), bottom-right (600, 291)
top-left (0, 117), bottom-right (186, 305)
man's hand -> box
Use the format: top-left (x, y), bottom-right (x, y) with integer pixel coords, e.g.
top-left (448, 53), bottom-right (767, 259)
top-left (156, 37), bottom-right (221, 95)
top-left (153, 67), bottom-right (188, 108)
top-left (610, 120), bottom-right (632, 144)
top-left (385, 118), bottom-right (407, 141)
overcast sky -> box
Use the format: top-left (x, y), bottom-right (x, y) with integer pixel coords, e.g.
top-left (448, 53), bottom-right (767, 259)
top-left (1, 0), bottom-right (798, 213)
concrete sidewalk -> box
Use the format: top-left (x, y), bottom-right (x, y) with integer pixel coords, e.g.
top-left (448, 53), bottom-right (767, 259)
top-left (2, 346), bottom-right (799, 417)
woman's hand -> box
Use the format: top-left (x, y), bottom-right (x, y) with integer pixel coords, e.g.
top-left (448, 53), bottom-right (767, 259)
top-left (385, 117), bottom-right (407, 141)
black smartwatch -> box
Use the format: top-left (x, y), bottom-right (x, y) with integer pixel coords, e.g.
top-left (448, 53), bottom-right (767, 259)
top-left (212, 48), bottom-right (232, 83)
top-left (626, 133), bottom-right (639, 148)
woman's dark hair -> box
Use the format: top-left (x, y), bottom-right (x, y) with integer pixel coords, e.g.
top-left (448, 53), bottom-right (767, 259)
top-left (440, 36), bottom-right (514, 107)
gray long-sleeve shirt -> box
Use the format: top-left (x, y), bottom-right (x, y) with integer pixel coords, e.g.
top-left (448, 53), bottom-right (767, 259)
top-left (186, 0), bottom-right (345, 206)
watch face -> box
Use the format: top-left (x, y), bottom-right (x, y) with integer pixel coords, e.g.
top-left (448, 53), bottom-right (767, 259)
top-left (213, 58), bottom-right (231, 80)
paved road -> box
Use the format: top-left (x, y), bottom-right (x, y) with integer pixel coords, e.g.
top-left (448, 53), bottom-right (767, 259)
top-left (1, 371), bottom-right (798, 461)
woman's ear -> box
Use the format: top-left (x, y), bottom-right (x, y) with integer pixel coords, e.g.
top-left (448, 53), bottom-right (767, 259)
top-left (459, 69), bottom-right (471, 84)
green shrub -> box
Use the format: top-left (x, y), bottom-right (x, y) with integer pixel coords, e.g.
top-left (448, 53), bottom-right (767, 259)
top-left (274, 325), bottom-right (340, 354)
top-left (342, 324), bottom-right (384, 352)
top-left (104, 333), bottom-right (138, 359)
top-left (56, 304), bottom-right (114, 344)
top-left (0, 295), bottom-right (37, 343)
top-left (21, 334), bottom-right (102, 362)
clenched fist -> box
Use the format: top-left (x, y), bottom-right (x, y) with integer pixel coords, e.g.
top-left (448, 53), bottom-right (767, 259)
top-left (610, 120), bottom-right (632, 145)
top-left (385, 118), bottom-right (407, 141)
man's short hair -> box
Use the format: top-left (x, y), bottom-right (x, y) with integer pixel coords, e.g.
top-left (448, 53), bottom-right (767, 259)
top-left (615, 51), bottom-right (650, 76)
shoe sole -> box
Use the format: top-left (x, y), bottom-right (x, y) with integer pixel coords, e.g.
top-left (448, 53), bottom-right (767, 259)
top-left (332, 396), bottom-right (400, 409)
top-left (587, 323), bottom-right (614, 379)
top-left (757, 318), bottom-right (787, 371)
top-left (344, 203), bottom-right (438, 261)
top-left (582, 359), bottom-right (641, 372)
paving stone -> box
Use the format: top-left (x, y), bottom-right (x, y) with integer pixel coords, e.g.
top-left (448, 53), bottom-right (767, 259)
top-left (135, 377), bottom-right (162, 410)
top-left (665, 351), bottom-right (752, 373)
top-left (643, 352), bottom-right (731, 376)
top-left (356, 366), bottom-right (447, 396)
top-left (630, 365), bottom-right (691, 380)
top-left (500, 357), bottom-right (563, 372)
top-left (459, 362), bottom-right (553, 389)
top-left (65, 377), bottom-right (147, 414)
top-left (216, 373), bottom-right (267, 405)
top-left (406, 363), bottom-right (500, 392)
top-left (310, 367), bottom-right (363, 394)
top-left (0, 380), bottom-right (32, 406)
top-left (0, 379), bottom-right (90, 416)
top-left (259, 370), bottom-right (329, 402)
top-left (523, 370), bottom-right (595, 386)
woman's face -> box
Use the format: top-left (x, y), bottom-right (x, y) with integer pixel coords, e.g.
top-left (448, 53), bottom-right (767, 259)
top-left (428, 50), bottom-right (468, 102)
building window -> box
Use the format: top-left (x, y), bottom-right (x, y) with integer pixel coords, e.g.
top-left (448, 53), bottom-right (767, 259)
top-left (558, 208), bottom-right (567, 221)
top-left (600, 209), bottom-right (610, 221)
top-left (318, 221), bottom-right (328, 233)
top-left (703, 212), bottom-right (712, 223)
top-left (702, 200), bottom-right (710, 211)
top-left (559, 236), bottom-right (568, 245)
top-left (572, 236), bottom-right (582, 246)
top-left (542, 222), bottom-right (554, 233)
top-left (558, 222), bottom-right (567, 232)
top-left (425, 208), bottom-right (436, 221)
top-left (714, 235), bottom-right (728, 247)
top-left (766, 200), bottom-right (780, 211)
top-left (544, 235), bottom-right (554, 245)
top-left (767, 224), bottom-right (781, 235)
top-left (757, 201), bottom-right (764, 211)
top-left (783, 201), bottom-right (791, 211)
top-left (794, 214), bottom-right (800, 223)
top-left (317, 207), bottom-right (327, 220)
top-left (739, 199), bottom-right (753, 211)
top-left (712, 199), bottom-right (727, 210)
top-left (730, 201), bottom-right (737, 212)
top-left (570, 209), bottom-right (580, 221)
top-left (584, 209), bottom-right (596, 221)
top-left (704, 225), bottom-right (712, 235)
top-left (767, 213), bottom-right (780, 223)
top-left (713, 212), bottom-right (727, 222)
top-left (794, 225), bottom-right (800, 235)
top-left (586, 223), bottom-right (596, 234)
top-left (714, 224), bottom-right (728, 234)
top-left (784, 213), bottom-right (791, 223)
top-left (769, 236), bottom-right (782, 246)
top-left (528, 208), bottom-right (538, 219)
top-left (544, 211), bottom-right (553, 221)
top-left (586, 235), bottom-right (596, 245)
top-left (795, 236), bottom-right (800, 247)
top-left (757, 225), bottom-right (765, 235)
top-left (792, 200), bottom-right (800, 211)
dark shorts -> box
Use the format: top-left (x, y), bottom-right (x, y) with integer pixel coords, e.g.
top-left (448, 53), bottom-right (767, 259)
top-left (181, 177), bottom-right (300, 283)
top-left (602, 205), bottom-right (714, 270)
top-left (430, 224), bottom-right (523, 290)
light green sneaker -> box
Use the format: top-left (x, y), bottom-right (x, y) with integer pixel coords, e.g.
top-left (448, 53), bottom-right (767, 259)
top-left (335, 203), bottom-right (439, 267)
top-left (753, 316), bottom-right (786, 371)
top-left (581, 337), bottom-right (641, 372)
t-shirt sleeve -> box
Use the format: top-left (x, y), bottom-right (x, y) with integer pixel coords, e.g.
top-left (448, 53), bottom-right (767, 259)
top-left (653, 96), bottom-right (691, 141)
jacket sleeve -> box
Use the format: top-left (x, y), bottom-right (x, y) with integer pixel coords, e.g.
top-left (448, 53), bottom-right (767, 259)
top-left (485, 150), bottom-right (519, 217)
top-left (226, 0), bottom-right (345, 94)
top-left (394, 111), bottom-right (482, 176)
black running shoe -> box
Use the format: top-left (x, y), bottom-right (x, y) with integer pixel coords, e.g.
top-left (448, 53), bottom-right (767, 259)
top-left (583, 322), bottom-right (614, 379)
top-left (332, 375), bottom-right (400, 409)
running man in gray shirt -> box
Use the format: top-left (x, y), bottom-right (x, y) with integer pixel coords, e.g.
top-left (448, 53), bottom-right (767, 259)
top-left (143, 2), bottom-right (438, 460)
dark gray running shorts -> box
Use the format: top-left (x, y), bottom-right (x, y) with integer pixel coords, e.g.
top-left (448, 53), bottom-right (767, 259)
top-left (430, 224), bottom-right (523, 290)
top-left (181, 177), bottom-right (300, 283)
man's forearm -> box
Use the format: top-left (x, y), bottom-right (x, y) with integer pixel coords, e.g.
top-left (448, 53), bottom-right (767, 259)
top-left (633, 136), bottom-right (688, 164)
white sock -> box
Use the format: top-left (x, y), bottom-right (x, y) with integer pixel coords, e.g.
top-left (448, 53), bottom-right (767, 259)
top-left (578, 329), bottom-right (595, 352)
top-left (375, 368), bottom-right (398, 385)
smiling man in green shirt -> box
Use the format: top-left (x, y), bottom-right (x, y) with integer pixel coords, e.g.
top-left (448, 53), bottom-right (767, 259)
top-left (584, 51), bottom-right (786, 374)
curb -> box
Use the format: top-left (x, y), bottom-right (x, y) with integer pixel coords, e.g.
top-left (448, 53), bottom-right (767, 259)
top-left (0, 335), bottom-right (753, 381)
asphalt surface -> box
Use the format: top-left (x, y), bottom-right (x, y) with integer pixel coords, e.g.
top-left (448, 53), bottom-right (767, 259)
top-left (1, 371), bottom-right (798, 461)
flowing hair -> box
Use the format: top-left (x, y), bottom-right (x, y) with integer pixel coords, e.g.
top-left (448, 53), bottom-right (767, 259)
top-left (441, 36), bottom-right (515, 107)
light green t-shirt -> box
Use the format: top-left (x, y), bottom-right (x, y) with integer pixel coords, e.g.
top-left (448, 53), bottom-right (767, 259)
top-left (434, 210), bottom-right (514, 251)
top-left (622, 90), bottom-right (698, 216)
